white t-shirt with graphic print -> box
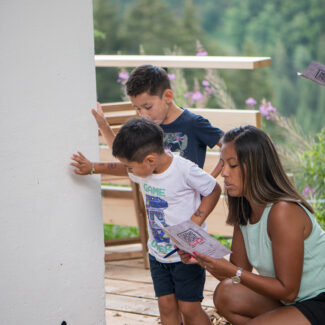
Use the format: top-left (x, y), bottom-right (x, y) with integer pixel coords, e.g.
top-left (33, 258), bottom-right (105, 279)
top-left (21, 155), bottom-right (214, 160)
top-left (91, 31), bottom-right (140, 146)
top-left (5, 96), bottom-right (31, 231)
top-left (128, 154), bottom-right (217, 263)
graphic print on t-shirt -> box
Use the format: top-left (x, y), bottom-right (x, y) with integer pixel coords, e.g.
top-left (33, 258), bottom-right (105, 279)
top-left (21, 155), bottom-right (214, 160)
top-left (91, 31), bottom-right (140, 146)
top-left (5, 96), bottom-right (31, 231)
top-left (164, 132), bottom-right (188, 157)
top-left (146, 194), bottom-right (169, 243)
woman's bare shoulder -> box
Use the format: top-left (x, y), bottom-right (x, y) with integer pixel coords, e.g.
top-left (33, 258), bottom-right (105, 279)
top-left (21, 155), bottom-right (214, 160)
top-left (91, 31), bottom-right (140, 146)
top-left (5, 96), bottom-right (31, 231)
top-left (268, 201), bottom-right (308, 237)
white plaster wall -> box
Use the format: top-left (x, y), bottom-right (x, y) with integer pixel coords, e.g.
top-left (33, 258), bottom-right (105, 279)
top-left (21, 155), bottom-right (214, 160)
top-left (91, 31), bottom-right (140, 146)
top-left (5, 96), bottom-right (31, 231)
top-left (0, 1), bottom-right (106, 324)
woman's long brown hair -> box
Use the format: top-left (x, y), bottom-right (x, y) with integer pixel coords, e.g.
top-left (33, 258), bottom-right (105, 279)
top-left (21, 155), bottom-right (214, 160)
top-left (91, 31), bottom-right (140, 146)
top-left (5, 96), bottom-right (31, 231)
top-left (223, 125), bottom-right (314, 226)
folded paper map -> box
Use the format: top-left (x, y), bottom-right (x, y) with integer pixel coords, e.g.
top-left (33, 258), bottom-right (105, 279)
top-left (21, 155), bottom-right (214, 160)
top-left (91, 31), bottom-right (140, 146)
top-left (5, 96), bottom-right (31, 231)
top-left (155, 218), bottom-right (231, 259)
top-left (298, 61), bottom-right (325, 86)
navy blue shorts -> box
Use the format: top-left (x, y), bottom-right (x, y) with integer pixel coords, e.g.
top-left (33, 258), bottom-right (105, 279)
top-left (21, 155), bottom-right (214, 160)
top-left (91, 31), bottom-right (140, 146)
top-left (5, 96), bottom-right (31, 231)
top-left (293, 292), bottom-right (325, 325)
top-left (149, 254), bottom-right (205, 302)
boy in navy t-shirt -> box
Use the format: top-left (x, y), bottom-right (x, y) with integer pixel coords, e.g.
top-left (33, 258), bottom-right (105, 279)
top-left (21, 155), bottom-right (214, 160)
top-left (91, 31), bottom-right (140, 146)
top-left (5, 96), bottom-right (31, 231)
top-left (92, 64), bottom-right (224, 176)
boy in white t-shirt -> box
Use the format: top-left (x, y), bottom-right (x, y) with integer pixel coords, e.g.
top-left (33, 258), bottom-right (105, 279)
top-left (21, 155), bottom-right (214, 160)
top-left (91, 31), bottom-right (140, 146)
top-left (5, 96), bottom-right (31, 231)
top-left (71, 117), bottom-right (221, 325)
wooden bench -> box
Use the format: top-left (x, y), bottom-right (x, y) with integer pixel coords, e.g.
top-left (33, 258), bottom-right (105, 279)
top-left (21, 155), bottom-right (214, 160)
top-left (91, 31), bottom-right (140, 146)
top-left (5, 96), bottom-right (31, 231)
top-left (99, 101), bottom-right (261, 268)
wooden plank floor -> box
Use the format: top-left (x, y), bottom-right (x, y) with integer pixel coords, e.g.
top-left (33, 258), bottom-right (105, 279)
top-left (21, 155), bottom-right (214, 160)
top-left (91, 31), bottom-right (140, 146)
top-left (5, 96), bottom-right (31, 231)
top-left (105, 244), bottom-right (230, 324)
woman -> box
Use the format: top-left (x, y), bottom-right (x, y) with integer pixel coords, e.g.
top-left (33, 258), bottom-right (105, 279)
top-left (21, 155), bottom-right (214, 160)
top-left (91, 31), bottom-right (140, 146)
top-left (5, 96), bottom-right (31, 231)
top-left (180, 125), bottom-right (325, 325)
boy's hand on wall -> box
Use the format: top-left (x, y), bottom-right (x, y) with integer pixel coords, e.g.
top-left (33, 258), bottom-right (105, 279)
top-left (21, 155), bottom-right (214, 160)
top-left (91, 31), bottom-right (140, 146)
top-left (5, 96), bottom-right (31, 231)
top-left (70, 151), bottom-right (92, 175)
top-left (91, 102), bottom-right (116, 149)
top-left (92, 102), bottom-right (110, 130)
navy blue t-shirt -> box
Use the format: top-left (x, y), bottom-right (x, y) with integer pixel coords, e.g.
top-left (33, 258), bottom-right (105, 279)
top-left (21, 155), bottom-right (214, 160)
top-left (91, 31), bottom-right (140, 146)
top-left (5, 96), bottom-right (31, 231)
top-left (160, 109), bottom-right (224, 168)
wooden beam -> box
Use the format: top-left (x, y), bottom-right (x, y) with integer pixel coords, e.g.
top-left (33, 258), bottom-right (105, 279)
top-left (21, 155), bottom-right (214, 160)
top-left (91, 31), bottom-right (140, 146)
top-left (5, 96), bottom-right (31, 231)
top-left (102, 186), bottom-right (133, 199)
top-left (101, 101), bottom-right (136, 113)
top-left (95, 55), bottom-right (272, 70)
top-left (105, 250), bottom-right (144, 262)
top-left (189, 108), bottom-right (261, 132)
top-left (105, 237), bottom-right (141, 246)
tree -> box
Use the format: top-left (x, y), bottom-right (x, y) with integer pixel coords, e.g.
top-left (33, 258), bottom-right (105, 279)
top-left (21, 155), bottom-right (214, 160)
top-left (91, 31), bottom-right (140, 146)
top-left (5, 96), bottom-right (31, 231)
top-left (120, 0), bottom-right (181, 54)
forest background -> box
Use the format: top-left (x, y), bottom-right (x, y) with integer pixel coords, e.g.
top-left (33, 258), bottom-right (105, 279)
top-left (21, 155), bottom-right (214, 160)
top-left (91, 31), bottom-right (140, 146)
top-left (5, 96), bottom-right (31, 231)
top-left (94, 0), bottom-right (325, 135)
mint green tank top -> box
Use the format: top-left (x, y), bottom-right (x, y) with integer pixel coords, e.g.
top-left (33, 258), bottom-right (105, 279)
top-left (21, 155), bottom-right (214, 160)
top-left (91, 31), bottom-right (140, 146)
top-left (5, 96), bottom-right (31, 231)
top-left (240, 203), bottom-right (325, 304)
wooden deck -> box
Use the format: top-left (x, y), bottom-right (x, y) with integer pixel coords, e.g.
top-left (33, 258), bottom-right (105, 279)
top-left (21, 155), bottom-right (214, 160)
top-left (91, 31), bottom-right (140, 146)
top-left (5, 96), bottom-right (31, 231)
top-left (105, 244), bottom-right (230, 324)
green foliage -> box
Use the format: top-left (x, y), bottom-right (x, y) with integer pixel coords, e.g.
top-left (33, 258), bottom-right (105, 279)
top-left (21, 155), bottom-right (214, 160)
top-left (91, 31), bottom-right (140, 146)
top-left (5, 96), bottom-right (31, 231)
top-left (121, 0), bottom-right (179, 54)
top-left (94, 29), bottom-right (105, 40)
top-left (93, 0), bottom-right (205, 102)
top-left (202, 0), bottom-right (325, 134)
top-left (211, 235), bottom-right (232, 250)
top-left (93, 0), bottom-right (126, 102)
top-left (117, 0), bottom-right (203, 55)
top-left (93, 0), bottom-right (122, 54)
top-left (222, 42), bottom-right (273, 107)
top-left (313, 200), bottom-right (325, 230)
top-left (300, 129), bottom-right (325, 194)
top-left (299, 129), bottom-right (325, 228)
top-left (103, 224), bottom-right (139, 240)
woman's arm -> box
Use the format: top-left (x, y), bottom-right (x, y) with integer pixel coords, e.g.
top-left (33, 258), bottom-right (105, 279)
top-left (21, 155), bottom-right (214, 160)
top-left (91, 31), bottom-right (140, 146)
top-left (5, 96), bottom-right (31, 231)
top-left (238, 202), bottom-right (307, 302)
top-left (194, 203), bottom-right (309, 302)
top-left (193, 225), bottom-right (252, 281)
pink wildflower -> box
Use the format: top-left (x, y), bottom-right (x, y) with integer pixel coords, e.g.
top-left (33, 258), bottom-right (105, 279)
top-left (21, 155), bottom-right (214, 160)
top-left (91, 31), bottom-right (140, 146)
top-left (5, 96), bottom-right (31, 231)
top-left (267, 101), bottom-right (277, 113)
top-left (197, 51), bottom-right (208, 56)
top-left (259, 101), bottom-right (277, 120)
top-left (245, 97), bottom-right (257, 107)
top-left (204, 87), bottom-right (214, 94)
top-left (168, 73), bottom-right (176, 80)
top-left (117, 71), bottom-right (129, 84)
top-left (191, 91), bottom-right (203, 102)
top-left (302, 186), bottom-right (315, 198)
top-left (259, 104), bottom-right (269, 116)
top-left (118, 72), bottom-right (129, 80)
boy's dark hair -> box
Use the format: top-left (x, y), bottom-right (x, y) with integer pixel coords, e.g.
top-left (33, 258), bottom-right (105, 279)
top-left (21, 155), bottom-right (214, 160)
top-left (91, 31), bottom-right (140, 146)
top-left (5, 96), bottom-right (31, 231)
top-left (125, 65), bottom-right (171, 98)
top-left (112, 117), bottom-right (165, 162)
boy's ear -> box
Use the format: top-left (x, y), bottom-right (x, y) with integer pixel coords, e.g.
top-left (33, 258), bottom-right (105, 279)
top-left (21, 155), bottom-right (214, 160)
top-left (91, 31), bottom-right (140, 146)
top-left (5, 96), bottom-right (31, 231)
top-left (163, 89), bottom-right (173, 104)
top-left (144, 153), bottom-right (157, 165)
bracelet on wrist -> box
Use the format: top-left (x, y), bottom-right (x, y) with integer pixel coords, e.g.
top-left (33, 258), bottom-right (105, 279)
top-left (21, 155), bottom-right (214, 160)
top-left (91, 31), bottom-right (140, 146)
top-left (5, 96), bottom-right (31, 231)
top-left (231, 267), bottom-right (243, 284)
top-left (89, 162), bottom-right (95, 175)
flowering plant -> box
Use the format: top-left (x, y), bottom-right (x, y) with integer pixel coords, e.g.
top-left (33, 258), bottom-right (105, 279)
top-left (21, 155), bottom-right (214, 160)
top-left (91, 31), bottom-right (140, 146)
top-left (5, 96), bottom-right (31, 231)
top-left (164, 41), bottom-right (236, 109)
top-left (245, 97), bottom-right (313, 173)
top-left (299, 130), bottom-right (325, 228)
top-left (246, 97), bottom-right (325, 228)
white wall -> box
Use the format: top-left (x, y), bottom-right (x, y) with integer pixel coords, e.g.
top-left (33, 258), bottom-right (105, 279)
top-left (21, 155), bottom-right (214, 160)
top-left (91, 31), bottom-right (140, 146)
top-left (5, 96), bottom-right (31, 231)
top-left (0, 1), bottom-right (105, 324)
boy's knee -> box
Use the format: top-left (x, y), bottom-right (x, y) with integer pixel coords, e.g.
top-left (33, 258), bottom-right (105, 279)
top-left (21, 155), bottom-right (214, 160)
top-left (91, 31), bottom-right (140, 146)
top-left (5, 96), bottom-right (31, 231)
top-left (178, 300), bottom-right (203, 319)
top-left (213, 279), bottom-right (234, 314)
top-left (158, 294), bottom-right (178, 316)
